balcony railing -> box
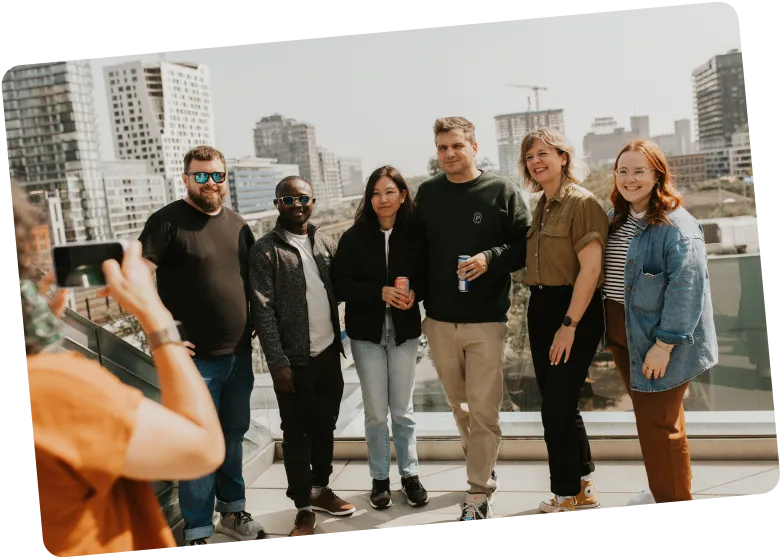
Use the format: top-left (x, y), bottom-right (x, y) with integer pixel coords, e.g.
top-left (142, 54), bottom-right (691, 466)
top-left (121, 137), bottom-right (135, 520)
top-left (247, 253), bottom-right (774, 441)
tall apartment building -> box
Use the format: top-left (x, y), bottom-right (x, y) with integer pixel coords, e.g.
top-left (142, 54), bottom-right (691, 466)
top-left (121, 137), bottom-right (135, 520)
top-left (99, 160), bottom-right (166, 239)
top-left (226, 157), bottom-right (300, 214)
top-left (317, 147), bottom-right (343, 207)
top-left (104, 61), bottom-right (215, 204)
top-left (674, 119), bottom-right (692, 156)
top-left (494, 109), bottom-right (565, 177)
top-left (4, 62), bottom-right (110, 242)
top-left (338, 156), bottom-right (364, 197)
top-left (253, 114), bottom-right (322, 191)
top-left (692, 49), bottom-right (748, 150)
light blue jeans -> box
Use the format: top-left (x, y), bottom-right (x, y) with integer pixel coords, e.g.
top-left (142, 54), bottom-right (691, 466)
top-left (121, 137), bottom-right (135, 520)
top-left (350, 310), bottom-right (420, 480)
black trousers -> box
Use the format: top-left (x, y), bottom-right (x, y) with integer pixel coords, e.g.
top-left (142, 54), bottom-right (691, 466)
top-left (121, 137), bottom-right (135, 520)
top-left (527, 285), bottom-right (603, 496)
top-left (274, 342), bottom-right (344, 508)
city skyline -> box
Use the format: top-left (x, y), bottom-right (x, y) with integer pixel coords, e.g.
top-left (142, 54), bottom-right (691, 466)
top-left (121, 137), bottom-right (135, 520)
top-left (82, 3), bottom-right (741, 179)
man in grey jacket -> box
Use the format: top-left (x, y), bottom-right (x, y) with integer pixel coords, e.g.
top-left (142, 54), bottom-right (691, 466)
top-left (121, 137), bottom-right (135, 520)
top-left (249, 176), bottom-right (355, 537)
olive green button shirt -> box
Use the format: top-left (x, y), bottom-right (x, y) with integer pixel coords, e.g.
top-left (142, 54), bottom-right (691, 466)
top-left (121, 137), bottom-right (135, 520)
top-left (524, 182), bottom-right (609, 287)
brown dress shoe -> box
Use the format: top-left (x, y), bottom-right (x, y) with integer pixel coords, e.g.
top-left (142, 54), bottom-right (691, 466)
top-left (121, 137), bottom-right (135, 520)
top-left (290, 509), bottom-right (316, 536)
top-left (310, 486), bottom-right (356, 516)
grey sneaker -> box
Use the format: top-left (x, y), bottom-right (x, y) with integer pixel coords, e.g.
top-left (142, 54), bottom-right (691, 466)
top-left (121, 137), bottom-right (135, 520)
top-left (457, 492), bottom-right (492, 521)
top-left (215, 510), bottom-right (266, 541)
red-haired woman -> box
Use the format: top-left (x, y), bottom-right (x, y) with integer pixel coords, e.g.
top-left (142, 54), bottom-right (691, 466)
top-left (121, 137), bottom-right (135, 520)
top-left (603, 140), bottom-right (718, 504)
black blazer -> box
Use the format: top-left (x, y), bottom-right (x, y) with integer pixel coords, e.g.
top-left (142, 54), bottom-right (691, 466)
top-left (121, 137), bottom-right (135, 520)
top-left (331, 218), bottom-right (427, 346)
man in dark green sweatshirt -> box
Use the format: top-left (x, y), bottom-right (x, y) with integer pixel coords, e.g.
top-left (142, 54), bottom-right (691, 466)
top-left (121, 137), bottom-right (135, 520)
top-left (415, 117), bottom-right (530, 521)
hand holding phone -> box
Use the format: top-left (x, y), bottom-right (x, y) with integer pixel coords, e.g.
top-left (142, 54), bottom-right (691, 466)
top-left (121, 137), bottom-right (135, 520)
top-left (52, 240), bottom-right (127, 288)
top-left (101, 241), bottom-right (173, 332)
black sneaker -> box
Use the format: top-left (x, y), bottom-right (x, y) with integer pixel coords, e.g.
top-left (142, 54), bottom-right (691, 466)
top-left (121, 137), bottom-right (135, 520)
top-left (185, 538), bottom-right (209, 545)
top-left (457, 492), bottom-right (492, 521)
top-left (491, 469), bottom-right (499, 491)
top-left (401, 475), bottom-right (429, 507)
top-left (370, 478), bottom-right (392, 510)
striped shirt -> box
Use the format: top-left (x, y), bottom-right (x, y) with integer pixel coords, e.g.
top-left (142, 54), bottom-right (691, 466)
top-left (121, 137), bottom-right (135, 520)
top-left (604, 209), bottom-right (646, 304)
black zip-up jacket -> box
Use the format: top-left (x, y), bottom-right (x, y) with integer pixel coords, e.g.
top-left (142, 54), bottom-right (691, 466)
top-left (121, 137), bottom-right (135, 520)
top-left (249, 220), bottom-right (344, 373)
top-left (331, 219), bottom-right (427, 346)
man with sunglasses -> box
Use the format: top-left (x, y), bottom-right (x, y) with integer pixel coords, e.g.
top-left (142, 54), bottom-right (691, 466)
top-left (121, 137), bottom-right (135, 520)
top-left (249, 176), bottom-right (355, 537)
top-left (139, 146), bottom-right (264, 546)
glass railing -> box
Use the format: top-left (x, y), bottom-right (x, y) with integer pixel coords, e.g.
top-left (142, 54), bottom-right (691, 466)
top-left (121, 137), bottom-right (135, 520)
top-left (250, 252), bottom-right (775, 440)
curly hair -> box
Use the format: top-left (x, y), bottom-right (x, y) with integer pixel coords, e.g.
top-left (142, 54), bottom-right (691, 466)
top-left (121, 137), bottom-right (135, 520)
top-left (11, 179), bottom-right (43, 281)
top-left (609, 140), bottom-right (683, 231)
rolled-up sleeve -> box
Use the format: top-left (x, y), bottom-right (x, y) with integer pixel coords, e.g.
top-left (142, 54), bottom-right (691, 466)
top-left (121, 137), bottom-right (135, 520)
top-left (572, 196), bottom-right (609, 254)
top-left (652, 237), bottom-right (707, 345)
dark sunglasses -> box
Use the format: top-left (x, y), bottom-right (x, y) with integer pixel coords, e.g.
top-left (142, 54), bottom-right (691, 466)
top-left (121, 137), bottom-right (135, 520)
top-left (276, 195), bottom-right (312, 206)
top-left (185, 171), bottom-right (227, 184)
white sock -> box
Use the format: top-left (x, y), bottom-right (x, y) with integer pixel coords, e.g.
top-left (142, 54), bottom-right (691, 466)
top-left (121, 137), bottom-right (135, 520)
top-left (311, 485), bottom-right (325, 498)
top-left (555, 494), bottom-right (569, 504)
top-left (297, 505), bottom-right (313, 512)
top-left (581, 474), bottom-right (592, 481)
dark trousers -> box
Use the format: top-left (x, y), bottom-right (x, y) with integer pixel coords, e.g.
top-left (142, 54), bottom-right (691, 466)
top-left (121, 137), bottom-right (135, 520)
top-left (275, 342), bottom-right (344, 508)
top-left (527, 286), bottom-right (603, 496)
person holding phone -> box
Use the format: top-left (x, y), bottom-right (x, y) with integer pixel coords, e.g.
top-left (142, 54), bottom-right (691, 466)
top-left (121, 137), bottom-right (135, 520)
top-left (14, 182), bottom-right (225, 556)
top-left (331, 165), bottom-right (429, 510)
top-left (138, 146), bottom-right (263, 545)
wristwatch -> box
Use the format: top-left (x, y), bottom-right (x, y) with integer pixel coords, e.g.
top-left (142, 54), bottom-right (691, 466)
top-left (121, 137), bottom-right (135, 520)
top-left (147, 320), bottom-right (187, 351)
top-left (562, 315), bottom-right (579, 328)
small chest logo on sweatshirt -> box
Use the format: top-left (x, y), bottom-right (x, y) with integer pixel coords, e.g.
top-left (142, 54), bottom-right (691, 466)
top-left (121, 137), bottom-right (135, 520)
top-left (473, 212), bottom-right (483, 224)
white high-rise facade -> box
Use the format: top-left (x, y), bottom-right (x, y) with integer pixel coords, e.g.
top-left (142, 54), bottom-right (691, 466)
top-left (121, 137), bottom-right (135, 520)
top-left (317, 147), bottom-right (343, 207)
top-left (226, 157), bottom-right (300, 215)
top-left (99, 160), bottom-right (166, 239)
top-left (338, 156), bottom-right (364, 197)
top-left (104, 61), bottom-right (215, 204)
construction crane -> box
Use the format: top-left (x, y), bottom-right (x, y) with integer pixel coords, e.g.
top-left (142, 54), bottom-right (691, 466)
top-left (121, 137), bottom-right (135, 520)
top-left (505, 83), bottom-right (548, 112)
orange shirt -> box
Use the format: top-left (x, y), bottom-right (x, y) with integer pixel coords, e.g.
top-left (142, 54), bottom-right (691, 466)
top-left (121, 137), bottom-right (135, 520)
top-left (28, 352), bottom-right (176, 556)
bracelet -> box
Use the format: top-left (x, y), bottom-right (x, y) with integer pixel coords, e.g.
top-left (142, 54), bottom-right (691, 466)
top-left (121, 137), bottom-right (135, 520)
top-left (655, 339), bottom-right (673, 352)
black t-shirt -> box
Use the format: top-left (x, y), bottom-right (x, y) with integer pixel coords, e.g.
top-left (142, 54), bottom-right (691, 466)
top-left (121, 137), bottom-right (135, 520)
top-left (138, 200), bottom-right (256, 358)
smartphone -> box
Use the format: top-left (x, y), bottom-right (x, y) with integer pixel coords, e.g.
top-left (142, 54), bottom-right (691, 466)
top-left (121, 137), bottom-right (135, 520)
top-left (52, 240), bottom-right (127, 288)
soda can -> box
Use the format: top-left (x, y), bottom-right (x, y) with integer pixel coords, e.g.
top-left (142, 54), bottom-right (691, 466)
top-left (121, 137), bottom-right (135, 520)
top-left (458, 255), bottom-right (470, 292)
top-left (394, 276), bottom-right (410, 295)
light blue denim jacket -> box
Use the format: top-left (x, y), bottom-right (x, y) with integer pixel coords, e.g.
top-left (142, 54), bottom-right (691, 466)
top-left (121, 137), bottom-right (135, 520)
top-left (606, 207), bottom-right (718, 392)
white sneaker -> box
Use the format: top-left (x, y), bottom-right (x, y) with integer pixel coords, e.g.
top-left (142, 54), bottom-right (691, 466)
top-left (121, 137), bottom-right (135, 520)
top-left (627, 489), bottom-right (655, 506)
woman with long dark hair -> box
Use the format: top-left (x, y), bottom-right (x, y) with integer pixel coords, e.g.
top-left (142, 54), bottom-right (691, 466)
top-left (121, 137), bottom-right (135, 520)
top-left (603, 140), bottom-right (717, 504)
top-left (331, 165), bottom-right (429, 510)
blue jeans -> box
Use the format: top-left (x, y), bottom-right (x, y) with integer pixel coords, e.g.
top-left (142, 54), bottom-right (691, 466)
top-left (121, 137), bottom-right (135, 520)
top-left (350, 311), bottom-right (419, 480)
top-left (180, 350), bottom-right (254, 542)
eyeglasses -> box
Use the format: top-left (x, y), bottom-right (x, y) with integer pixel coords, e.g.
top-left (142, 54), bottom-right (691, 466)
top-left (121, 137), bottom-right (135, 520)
top-left (185, 172), bottom-right (227, 184)
top-left (615, 168), bottom-right (655, 180)
top-left (276, 195), bottom-right (312, 206)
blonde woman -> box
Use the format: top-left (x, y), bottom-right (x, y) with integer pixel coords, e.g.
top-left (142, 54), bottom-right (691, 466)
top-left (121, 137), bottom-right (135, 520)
top-left (521, 128), bottom-right (609, 513)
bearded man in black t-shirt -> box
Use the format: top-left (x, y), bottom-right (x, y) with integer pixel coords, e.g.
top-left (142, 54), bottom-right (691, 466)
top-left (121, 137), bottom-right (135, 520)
top-left (138, 145), bottom-right (264, 546)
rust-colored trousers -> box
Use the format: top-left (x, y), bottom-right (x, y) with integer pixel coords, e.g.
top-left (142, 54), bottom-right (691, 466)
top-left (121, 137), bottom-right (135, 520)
top-left (604, 298), bottom-right (693, 503)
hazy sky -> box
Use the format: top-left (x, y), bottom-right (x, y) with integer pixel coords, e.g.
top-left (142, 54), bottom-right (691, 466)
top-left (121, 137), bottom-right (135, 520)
top-left (89, 3), bottom-right (741, 178)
